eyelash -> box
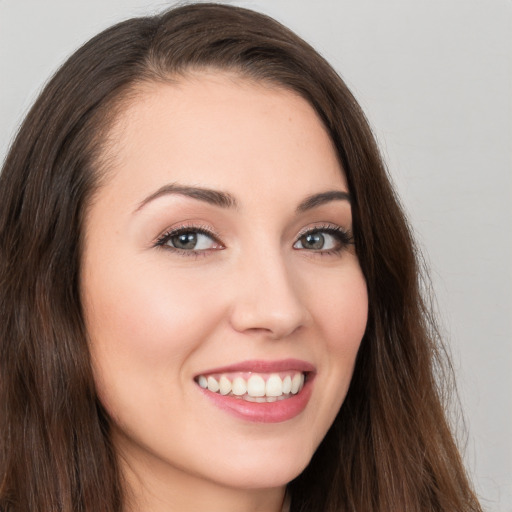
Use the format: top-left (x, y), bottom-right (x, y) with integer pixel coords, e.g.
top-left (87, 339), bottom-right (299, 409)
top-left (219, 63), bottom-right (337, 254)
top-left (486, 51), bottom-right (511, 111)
top-left (154, 225), bottom-right (222, 258)
top-left (154, 223), bottom-right (353, 257)
top-left (294, 224), bottom-right (354, 256)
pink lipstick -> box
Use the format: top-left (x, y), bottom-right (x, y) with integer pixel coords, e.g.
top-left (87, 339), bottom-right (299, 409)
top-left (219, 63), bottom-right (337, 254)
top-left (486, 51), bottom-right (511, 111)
top-left (195, 359), bottom-right (315, 423)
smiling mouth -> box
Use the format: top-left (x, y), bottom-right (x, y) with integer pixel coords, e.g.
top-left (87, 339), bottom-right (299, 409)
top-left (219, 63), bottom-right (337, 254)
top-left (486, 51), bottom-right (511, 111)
top-left (195, 371), bottom-right (307, 402)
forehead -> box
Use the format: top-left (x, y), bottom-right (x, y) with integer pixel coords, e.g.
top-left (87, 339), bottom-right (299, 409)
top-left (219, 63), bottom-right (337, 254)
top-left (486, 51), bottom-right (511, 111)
top-left (100, 72), bottom-right (346, 209)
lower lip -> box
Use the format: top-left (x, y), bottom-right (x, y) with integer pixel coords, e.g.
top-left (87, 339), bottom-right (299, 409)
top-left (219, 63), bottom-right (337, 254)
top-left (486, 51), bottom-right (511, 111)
top-left (197, 376), bottom-right (313, 423)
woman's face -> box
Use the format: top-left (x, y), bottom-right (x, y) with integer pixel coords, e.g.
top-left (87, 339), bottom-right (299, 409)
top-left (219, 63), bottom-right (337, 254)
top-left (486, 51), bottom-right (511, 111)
top-left (81, 73), bottom-right (368, 498)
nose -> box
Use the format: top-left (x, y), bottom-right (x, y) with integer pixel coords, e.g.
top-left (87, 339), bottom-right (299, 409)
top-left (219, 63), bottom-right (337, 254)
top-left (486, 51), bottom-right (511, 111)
top-left (228, 247), bottom-right (309, 340)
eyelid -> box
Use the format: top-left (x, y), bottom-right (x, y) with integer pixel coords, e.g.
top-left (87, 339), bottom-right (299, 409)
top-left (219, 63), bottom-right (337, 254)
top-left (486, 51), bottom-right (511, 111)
top-left (294, 223), bottom-right (354, 253)
top-left (151, 221), bottom-right (353, 256)
top-left (153, 223), bottom-right (224, 250)
top-left (295, 222), bottom-right (353, 241)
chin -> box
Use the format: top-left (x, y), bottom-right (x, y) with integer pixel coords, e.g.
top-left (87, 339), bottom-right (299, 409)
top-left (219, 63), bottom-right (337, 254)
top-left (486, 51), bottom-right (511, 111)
top-left (199, 438), bottom-right (315, 490)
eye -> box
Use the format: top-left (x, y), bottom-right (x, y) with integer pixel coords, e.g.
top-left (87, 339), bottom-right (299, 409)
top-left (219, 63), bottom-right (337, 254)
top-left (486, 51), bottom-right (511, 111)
top-left (293, 226), bottom-right (352, 253)
top-left (155, 227), bottom-right (223, 252)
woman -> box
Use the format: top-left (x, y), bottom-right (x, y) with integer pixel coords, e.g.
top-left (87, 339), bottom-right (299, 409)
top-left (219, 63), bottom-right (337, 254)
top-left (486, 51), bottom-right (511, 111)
top-left (0, 3), bottom-right (482, 511)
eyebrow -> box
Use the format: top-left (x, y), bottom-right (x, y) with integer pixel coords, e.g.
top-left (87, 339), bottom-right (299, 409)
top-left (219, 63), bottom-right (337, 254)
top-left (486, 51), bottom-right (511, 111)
top-left (135, 184), bottom-right (350, 213)
top-left (135, 184), bottom-right (238, 212)
top-left (296, 190), bottom-right (351, 212)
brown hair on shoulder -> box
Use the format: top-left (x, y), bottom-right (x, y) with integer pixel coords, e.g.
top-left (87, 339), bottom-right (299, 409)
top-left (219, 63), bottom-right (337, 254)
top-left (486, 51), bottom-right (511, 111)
top-left (0, 4), bottom-right (481, 511)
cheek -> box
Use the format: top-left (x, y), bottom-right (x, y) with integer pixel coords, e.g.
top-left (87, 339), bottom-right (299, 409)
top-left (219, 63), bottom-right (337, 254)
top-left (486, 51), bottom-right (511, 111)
top-left (304, 266), bottom-right (368, 431)
top-left (82, 257), bottom-right (223, 402)
top-left (314, 266), bottom-right (368, 355)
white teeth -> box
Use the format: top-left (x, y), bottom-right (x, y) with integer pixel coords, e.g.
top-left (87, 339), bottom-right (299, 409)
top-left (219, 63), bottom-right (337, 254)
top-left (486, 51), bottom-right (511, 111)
top-left (282, 375), bottom-right (292, 394)
top-left (232, 377), bottom-right (247, 396)
top-left (198, 371), bottom-right (307, 400)
top-left (247, 375), bottom-right (266, 397)
top-left (265, 374), bottom-right (283, 397)
top-left (219, 375), bottom-right (231, 395)
top-left (291, 373), bottom-right (302, 394)
top-left (245, 396), bottom-right (267, 403)
top-left (207, 376), bottom-right (219, 393)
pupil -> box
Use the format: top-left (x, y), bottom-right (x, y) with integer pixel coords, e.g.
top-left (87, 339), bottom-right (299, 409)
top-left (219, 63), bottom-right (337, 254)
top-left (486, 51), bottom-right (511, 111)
top-left (172, 232), bottom-right (197, 250)
top-left (303, 232), bottom-right (324, 250)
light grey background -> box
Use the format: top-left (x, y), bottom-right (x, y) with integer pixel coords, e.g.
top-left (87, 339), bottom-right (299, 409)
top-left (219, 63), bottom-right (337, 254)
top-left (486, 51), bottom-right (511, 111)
top-left (1, 0), bottom-right (511, 510)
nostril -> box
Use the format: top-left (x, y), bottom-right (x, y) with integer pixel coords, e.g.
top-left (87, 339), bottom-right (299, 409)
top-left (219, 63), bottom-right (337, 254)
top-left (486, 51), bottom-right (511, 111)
top-left (227, 257), bottom-right (309, 338)
top-left (228, 299), bottom-right (307, 340)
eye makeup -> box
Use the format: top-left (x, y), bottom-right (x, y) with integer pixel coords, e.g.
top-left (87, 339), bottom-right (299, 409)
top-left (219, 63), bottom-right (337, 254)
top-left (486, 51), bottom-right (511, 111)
top-left (152, 220), bottom-right (353, 259)
top-left (294, 223), bottom-right (354, 256)
top-left (154, 224), bottom-right (224, 256)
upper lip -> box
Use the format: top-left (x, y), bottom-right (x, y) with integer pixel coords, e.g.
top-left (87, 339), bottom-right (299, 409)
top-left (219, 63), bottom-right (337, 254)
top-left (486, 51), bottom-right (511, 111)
top-left (196, 358), bottom-right (316, 376)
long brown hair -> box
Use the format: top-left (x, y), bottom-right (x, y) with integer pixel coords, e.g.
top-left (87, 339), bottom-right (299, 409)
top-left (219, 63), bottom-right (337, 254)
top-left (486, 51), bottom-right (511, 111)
top-left (0, 4), bottom-right (481, 511)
